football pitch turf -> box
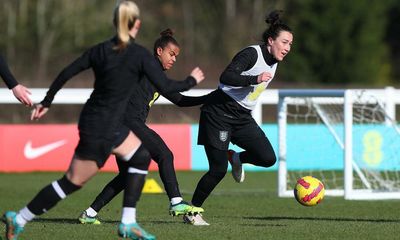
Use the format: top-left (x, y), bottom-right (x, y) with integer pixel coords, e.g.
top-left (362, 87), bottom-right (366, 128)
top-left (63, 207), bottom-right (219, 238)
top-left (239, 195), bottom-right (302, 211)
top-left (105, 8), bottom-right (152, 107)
top-left (1, 171), bottom-right (399, 239)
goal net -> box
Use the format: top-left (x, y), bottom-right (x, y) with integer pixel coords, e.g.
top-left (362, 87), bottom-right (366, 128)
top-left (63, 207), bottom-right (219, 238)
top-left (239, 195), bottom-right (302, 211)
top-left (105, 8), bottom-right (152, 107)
top-left (277, 89), bottom-right (400, 200)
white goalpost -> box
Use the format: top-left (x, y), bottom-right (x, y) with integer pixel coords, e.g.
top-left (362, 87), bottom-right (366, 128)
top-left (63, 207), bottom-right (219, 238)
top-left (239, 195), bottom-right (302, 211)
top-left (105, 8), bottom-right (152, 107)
top-left (277, 89), bottom-right (400, 200)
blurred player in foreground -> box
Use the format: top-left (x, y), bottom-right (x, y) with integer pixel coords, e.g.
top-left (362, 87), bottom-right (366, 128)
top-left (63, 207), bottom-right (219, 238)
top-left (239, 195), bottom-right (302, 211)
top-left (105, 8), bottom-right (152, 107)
top-left (2, 1), bottom-right (203, 239)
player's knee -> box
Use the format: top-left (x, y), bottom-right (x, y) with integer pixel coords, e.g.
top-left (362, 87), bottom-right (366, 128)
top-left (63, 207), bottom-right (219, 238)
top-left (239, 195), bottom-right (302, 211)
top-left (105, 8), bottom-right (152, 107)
top-left (66, 172), bottom-right (90, 186)
top-left (259, 154), bottom-right (276, 167)
top-left (127, 145), bottom-right (151, 171)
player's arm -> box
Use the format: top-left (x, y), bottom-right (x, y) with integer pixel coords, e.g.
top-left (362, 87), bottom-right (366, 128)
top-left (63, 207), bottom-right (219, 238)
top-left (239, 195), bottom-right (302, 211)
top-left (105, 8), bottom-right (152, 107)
top-left (142, 51), bottom-right (204, 94)
top-left (158, 66), bottom-right (208, 106)
top-left (163, 84), bottom-right (209, 107)
top-left (219, 47), bottom-right (259, 86)
top-left (0, 54), bottom-right (18, 89)
top-left (31, 49), bottom-right (92, 120)
top-left (0, 54), bottom-right (33, 106)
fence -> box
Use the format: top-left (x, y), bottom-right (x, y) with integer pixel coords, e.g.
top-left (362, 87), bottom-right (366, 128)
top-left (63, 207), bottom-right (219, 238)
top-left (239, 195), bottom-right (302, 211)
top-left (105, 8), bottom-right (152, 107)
top-left (1, 87), bottom-right (399, 172)
top-left (2, 87), bottom-right (399, 124)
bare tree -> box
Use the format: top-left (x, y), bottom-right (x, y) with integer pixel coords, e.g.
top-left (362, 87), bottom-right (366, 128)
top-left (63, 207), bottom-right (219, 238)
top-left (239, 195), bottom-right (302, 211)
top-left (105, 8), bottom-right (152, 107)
top-left (35, 0), bottom-right (64, 81)
top-left (182, 1), bottom-right (194, 66)
top-left (226, 0), bottom-right (236, 21)
top-left (3, 1), bottom-right (17, 61)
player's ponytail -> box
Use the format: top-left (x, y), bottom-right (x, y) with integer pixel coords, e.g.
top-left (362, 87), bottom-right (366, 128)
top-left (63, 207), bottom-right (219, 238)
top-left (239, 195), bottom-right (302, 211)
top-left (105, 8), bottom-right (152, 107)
top-left (153, 28), bottom-right (179, 56)
top-left (113, 1), bottom-right (140, 51)
top-left (262, 10), bottom-right (292, 42)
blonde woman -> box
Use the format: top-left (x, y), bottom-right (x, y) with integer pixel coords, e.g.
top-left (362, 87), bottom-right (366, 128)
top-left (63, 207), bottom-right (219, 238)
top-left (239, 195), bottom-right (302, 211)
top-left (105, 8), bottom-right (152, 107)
top-left (2, 1), bottom-right (203, 239)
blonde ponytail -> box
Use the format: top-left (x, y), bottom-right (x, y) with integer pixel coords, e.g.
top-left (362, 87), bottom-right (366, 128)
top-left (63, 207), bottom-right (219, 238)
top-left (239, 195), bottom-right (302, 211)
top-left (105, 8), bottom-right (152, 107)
top-left (113, 1), bottom-right (140, 50)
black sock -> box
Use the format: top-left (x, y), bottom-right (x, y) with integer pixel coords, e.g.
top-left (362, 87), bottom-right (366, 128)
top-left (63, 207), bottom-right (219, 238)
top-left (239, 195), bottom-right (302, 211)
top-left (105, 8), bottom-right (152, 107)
top-left (124, 173), bottom-right (146, 208)
top-left (27, 175), bottom-right (81, 215)
top-left (123, 145), bottom-right (151, 208)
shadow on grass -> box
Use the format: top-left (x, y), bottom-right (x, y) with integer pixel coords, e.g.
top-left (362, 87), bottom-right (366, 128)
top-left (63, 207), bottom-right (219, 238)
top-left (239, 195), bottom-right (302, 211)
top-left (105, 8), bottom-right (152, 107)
top-left (33, 218), bottom-right (179, 225)
top-left (244, 216), bottom-right (400, 223)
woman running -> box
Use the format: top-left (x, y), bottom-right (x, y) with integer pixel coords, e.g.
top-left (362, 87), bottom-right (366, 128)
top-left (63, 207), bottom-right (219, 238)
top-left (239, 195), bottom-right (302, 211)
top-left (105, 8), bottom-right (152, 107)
top-left (2, 1), bottom-right (203, 240)
top-left (185, 10), bottom-right (293, 226)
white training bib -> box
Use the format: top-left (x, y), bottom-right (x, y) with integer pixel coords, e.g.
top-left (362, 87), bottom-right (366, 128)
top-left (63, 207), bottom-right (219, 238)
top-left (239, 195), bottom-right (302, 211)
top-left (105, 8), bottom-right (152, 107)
top-left (219, 45), bottom-right (277, 110)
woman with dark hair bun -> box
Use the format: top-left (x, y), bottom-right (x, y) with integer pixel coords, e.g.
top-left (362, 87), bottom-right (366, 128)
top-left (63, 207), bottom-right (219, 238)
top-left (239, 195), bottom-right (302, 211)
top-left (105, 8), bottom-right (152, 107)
top-left (77, 28), bottom-right (207, 226)
top-left (185, 10), bottom-right (293, 226)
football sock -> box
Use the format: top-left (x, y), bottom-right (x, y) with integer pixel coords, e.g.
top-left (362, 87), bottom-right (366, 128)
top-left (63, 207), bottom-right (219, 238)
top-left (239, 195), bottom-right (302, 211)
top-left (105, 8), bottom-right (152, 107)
top-left (170, 197), bottom-right (183, 205)
top-left (85, 207), bottom-right (98, 217)
top-left (26, 175), bottom-right (81, 216)
top-left (16, 207), bottom-right (35, 227)
top-left (124, 168), bottom-right (146, 208)
top-left (121, 207), bottom-right (136, 224)
top-left (122, 144), bottom-right (149, 224)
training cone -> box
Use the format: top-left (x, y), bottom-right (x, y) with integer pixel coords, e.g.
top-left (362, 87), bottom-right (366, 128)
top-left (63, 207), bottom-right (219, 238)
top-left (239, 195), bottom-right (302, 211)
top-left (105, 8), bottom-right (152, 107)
top-left (142, 178), bottom-right (163, 193)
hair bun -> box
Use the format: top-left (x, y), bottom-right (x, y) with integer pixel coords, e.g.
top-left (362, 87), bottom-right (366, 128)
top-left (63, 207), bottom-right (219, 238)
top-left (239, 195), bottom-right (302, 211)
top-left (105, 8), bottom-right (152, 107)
top-left (265, 10), bottom-right (283, 25)
top-left (160, 28), bottom-right (174, 37)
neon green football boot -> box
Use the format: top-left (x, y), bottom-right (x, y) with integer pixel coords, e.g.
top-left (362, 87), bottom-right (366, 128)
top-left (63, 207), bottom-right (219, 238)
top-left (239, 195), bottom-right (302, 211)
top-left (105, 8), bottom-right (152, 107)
top-left (78, 211), bottom-right (101, 225)
top-left (169, 201), bottom-right (204, 216)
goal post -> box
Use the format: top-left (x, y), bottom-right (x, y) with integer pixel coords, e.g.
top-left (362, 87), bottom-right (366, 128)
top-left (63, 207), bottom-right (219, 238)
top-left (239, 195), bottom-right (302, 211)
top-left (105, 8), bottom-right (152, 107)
top-left (277, 89), bottom-right (400, 200)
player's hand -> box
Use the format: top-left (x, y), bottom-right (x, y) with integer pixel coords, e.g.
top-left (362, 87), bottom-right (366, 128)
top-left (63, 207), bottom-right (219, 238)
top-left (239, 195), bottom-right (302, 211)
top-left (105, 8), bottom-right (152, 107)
top-left (30, 104), bottom-right (49, 121)
top-left (190, 67), bottom-right (205, 84)
top-left (12, 84), bottom-right (33, 106)
top-left (257, 72), bottom-right (272, 83)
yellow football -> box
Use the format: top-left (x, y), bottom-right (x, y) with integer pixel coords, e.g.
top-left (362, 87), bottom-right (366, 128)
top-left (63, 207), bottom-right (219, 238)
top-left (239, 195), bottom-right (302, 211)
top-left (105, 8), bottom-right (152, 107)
top-left (294, 176), bottom-right (325, 206)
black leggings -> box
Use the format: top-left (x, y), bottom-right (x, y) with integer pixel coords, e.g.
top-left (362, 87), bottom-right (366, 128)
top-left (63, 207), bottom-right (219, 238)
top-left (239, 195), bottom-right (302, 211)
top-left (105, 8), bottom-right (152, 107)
top-left (95, 120), bottom-right (180, 203)
top-left (191, 134), bottom-right (276, 207)
top-left (126, 121), bottom-right (181, 199)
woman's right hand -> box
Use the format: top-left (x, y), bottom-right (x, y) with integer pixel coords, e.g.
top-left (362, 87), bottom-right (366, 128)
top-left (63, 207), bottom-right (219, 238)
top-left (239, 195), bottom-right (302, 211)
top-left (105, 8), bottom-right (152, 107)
top-left (190, 67), bottom-right (205, 84)
top-left (257, 71), bottom-right (272, 83)
top-left (30, 104), bottom-right (49, 121)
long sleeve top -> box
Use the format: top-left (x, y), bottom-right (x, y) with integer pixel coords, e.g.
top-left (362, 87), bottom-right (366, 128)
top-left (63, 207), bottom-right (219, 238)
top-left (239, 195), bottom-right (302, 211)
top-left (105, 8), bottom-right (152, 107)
top-left (124, 57), bottom-right (208, 122)
top-left (40, 36), bottom-right (197, 139)
top-left (0, 55), bottom-right (18, 89)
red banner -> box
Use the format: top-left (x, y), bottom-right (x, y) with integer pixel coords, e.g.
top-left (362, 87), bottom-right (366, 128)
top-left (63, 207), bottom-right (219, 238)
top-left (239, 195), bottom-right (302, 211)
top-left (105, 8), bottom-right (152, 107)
top-left (0, 124), bottom-right (191, 172)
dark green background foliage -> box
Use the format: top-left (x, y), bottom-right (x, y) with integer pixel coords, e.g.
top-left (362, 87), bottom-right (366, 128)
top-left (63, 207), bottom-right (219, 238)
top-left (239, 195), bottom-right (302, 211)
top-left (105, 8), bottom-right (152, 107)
top-left (1, 0), bottom-right (400, 123)
top-left (284, 0), bottom-right (393, 87)
top-left (1, 0), bottom-right (399, 87)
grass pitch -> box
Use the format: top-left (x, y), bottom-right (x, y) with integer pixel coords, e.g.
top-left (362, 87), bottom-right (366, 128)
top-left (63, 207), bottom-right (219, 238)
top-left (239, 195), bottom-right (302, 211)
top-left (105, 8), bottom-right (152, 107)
top-left (1, 171), bottom-right (400, 240)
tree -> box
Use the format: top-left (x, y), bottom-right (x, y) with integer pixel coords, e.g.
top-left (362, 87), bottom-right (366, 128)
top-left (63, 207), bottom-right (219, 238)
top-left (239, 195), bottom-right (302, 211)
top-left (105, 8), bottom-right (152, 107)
top-left (283, 0), bottom-right (392, 87)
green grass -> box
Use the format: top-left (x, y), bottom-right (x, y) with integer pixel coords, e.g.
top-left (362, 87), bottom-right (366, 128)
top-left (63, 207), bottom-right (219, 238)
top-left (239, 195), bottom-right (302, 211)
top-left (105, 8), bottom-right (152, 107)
top-left (1, 171), bottom-right (400, 240)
